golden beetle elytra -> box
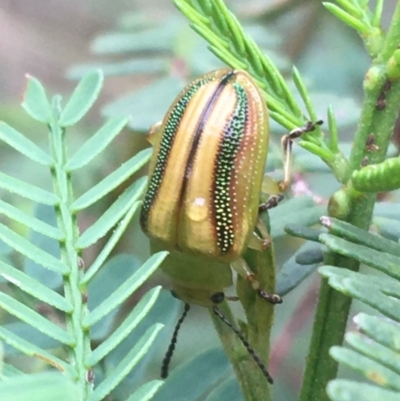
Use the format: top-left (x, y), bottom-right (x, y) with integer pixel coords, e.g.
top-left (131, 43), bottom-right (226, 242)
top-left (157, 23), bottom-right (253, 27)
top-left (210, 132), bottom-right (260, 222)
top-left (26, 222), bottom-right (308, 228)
top-left (139, 69), bottom-right (321, 381)
top-left (140, 69), bottom-right (283, 305)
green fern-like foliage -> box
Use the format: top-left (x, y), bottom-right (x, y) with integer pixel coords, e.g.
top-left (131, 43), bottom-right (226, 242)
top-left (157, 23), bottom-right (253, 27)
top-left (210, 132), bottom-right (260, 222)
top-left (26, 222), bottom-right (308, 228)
top-left (0, 71), bottom-right (167, 401)
top-left (319, 219), bottom-right (400, 400)
top-left (167, 2), bottom-right (400, 400)
top-left (287, 209), bottom-right (400, 401)
top-left (61, 0), bottom-right (400, 400)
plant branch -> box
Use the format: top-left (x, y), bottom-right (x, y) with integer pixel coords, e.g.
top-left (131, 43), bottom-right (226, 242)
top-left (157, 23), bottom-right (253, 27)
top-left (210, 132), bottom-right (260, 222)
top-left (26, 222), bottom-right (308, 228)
top-left (175, 0), bottom-right (351, 195)
top-left (208, 212), bottom-right (278, 401)
top-left (49, 99), bottom-right (92, 400)
top-left (300, 19), bottom-right (400, 401)
top-left (209, 297), bottom-right (273, 401)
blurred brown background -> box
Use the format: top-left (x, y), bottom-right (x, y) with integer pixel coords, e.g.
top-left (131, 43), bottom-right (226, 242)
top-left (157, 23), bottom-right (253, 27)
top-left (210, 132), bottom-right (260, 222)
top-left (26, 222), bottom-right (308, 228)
top-left (0, 0), bottom-right (170, 101)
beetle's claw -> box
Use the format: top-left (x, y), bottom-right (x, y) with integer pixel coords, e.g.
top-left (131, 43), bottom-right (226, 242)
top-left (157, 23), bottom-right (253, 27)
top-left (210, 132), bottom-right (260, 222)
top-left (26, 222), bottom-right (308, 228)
top-left (289, 119), bottom-right (323, 140)
top-left (258, 290), bottom-right (283, 304)
top-left (259, 194), bottom-right (284, 213)
top-left (261, 239), bottom-right (271, 250)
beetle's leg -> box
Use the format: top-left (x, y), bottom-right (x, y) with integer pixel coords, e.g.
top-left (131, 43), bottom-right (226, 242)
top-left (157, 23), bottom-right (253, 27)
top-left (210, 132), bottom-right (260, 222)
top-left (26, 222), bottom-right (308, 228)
top-left (258, 194), bottom-right (284, 213)
top-left (231, 258), bottom-right (282, 304)
top-left (225, 295), bottom-right (240, 301)
top-left (248, 231), bottom-right (269, 251)
top-left (248, 217), bottom-right (275, 251)
top-left (279, 120), bottom-right (323, 192)
top-left (259, 121), bottom-right (322, 205)
top-left (210, 292), bottom-right (238, 302)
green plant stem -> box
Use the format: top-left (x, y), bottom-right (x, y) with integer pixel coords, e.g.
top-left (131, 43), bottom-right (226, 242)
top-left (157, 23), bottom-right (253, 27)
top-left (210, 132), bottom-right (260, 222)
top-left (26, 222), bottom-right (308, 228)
top-left (49, 103), bottom-right (92, 400)
top-left (209, 299), bottom-right (272, 401)
top-left (300, 45), bottom-right (400, 401)
top-left (209, 213), bottom-right (276, 401)
top-left (241, 226), bottom-right (276, 386)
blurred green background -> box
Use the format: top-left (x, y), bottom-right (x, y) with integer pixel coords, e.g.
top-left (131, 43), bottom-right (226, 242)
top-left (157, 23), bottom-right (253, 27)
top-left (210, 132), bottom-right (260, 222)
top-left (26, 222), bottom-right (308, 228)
top-left (0, 1), bottom-right (399, 400)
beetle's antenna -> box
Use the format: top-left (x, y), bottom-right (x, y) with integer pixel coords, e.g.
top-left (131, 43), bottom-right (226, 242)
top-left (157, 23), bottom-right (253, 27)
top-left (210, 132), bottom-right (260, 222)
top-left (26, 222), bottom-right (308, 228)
top-left (212, 306), bottom-right (274, 384)
top-left (161, 303), bottom-right (191, 379)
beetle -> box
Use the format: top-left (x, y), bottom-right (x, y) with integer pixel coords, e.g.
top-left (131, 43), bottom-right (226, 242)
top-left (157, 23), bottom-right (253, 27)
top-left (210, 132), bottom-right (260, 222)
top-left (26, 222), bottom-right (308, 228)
top-left (140, 69), bottom-right (321, 382)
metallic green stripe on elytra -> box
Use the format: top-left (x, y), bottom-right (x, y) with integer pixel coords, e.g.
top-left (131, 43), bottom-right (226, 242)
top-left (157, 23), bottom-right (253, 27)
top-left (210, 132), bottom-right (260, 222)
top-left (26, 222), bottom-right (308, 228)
top-left (213, 82), bottom-right (248, 254)
top-left (140, 79), bottom-right (209, 231)
top-left (182, 71), bottom-right (235, 192)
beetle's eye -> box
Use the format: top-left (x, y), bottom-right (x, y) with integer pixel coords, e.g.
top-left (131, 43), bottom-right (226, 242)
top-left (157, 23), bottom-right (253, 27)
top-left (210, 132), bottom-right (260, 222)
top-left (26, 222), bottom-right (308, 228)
top-left (210, 292), bottom-right (225, 304)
